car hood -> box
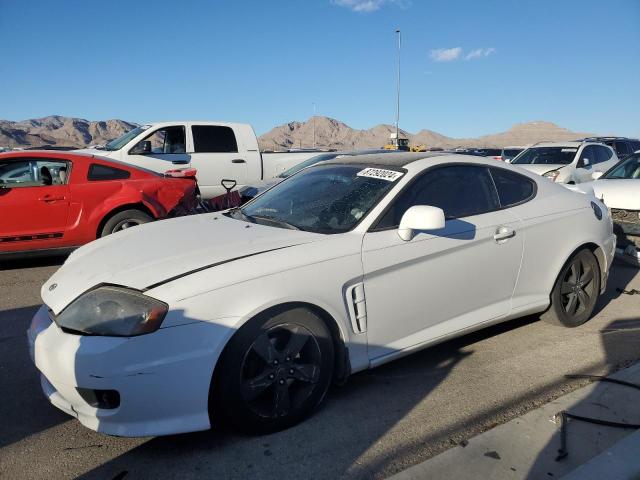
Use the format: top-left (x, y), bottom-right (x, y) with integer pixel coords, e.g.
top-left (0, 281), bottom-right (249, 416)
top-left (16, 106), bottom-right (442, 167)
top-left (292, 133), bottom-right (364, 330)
top-left (42, 214), bottom-right (325, 314)
top-left (575, 180), bottom-right (640, 210)
top-left (514, 164), bottom-right (567, 176)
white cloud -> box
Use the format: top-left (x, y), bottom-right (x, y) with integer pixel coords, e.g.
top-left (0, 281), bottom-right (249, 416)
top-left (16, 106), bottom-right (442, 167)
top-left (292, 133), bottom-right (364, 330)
top-left (331, 0), bottom-right (409, 13)
top-left (465, 48), bottom-right (496, 60)
top-left (429, 47), bottom-right (496, 62)
top-left (429, 47), bottom-right (462, 62)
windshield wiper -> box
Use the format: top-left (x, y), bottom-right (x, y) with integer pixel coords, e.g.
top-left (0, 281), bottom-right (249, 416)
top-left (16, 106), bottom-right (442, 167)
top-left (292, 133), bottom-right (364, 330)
top-left (251, 215), bottom-right (301, 231)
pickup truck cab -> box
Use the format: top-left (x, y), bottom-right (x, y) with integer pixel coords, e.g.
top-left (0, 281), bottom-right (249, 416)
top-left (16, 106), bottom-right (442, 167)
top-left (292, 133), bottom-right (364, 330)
top-left (78, 121), bottom-right (262, 198)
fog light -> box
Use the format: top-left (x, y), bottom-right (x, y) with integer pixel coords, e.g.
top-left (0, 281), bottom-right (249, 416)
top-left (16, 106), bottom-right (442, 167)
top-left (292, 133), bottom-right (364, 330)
top-left (76, 388), bottom-right (120, 409)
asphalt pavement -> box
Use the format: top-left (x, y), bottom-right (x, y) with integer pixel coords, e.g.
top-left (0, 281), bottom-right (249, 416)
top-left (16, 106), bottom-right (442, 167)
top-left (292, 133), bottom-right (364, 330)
top-left (1, 255), bottom-right (639, 480)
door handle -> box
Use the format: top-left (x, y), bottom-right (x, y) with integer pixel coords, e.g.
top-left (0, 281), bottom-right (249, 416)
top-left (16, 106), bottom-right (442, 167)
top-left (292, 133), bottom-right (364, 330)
top-left (38, 195), bottom-right (66, 202)
top-left (494, 226), bottom-right (516, 242)
top-left (231, 159), bottom-right (246, 164)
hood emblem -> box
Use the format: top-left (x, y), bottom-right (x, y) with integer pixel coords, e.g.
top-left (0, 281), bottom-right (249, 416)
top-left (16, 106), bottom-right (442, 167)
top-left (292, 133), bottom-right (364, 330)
top-left (48, 283), bottom-right (57, 291)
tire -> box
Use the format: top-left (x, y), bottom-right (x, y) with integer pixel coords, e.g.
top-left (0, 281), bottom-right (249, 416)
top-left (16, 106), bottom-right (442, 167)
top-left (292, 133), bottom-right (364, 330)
top-left (541, 249), bottom-right (600, 327)
top-left (100, 209), bottom-right (152, 237)
top-left (212, 307), bottom-right (334, 433)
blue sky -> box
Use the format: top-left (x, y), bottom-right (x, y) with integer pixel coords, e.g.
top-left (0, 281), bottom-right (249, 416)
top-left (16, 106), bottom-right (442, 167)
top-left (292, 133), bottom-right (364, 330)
top-left (1, 0), bottom-right (638, 137)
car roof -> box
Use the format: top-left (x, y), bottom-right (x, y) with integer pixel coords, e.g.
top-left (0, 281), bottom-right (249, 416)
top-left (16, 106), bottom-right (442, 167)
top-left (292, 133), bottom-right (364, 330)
top-left (0, 150), bottom-right (96, 161)
top-left (529, 141), bottom-right (585, 148)
top-left (322, 152), bottom-right (448, 168)
top-left (0, 150), bottom-right (161, 176)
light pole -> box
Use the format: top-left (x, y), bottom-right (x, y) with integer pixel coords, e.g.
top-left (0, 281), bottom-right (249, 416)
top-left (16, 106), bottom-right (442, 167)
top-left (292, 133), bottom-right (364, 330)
top-left (395, 29), bottom-right (401, 144)
top-left (312, 102), bottom-right (317, 149)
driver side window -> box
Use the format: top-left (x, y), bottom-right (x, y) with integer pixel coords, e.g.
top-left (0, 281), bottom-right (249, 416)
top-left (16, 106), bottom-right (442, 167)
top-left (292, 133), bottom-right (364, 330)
top-left (135, 126), bottom-right (186, 154)
top-left (578, 146), bottom-right (595, 167)
top-left (0, 159), bottom-right (70, 188)
top-left (373, 165), bottom-right (499, 230)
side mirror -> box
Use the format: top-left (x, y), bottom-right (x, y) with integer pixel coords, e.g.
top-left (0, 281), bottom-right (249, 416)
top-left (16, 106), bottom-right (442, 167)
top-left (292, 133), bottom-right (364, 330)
top-left (398, 205), bottom-right (445, 241)
top-left (591, 171), bottom-right (604, 180)
top-left (130, 140), bottom-right (152, 155)
top-left (578, 158), bottom-right (590, 168)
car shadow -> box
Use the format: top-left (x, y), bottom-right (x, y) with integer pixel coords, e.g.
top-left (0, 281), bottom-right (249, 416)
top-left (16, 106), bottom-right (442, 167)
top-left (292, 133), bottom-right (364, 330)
top-left (524, 315), bottom-right (640, 478)
top-left (73, 315), bottom-right (539, 480)
top-left (0, 253), bottom-right (67, 271)
top-left (0, 305), bottom-right (69, 449)
top-left (591, 259), bottom-right (639, 317)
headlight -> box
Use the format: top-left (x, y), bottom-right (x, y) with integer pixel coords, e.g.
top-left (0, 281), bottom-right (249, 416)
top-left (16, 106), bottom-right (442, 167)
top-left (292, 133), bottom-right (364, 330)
top-left (55, 286), bottom-right (168, 336)
top-left (543, 170), bottom-right (560, 181)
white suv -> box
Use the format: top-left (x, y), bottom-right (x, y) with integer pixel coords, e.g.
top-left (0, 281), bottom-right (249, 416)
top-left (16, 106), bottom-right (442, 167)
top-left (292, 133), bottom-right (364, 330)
top-left (511, 142), bottom-right (619, 184)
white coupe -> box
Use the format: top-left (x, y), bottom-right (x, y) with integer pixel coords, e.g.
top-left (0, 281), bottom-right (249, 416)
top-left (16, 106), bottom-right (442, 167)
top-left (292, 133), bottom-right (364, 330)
top-left (28, 153), bottom-right (616, 436)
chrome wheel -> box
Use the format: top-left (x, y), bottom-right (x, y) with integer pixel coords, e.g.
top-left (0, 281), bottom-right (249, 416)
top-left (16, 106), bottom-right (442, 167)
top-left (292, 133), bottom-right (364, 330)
top-left (112, 219), bottom-right (143, 232)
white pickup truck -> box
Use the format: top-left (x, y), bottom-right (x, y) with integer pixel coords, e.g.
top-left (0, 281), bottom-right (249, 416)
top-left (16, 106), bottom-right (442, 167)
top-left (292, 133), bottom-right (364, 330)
top-left (77, 121), bottom-right (320, 198)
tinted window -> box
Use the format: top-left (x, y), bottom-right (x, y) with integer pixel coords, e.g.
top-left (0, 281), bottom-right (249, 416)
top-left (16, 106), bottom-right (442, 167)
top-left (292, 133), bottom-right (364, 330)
top-left (0, 158), bottom-right (69, 187)
top-left (238, 164), bottom-right (400, 234)
top-left (375, 165), bottom-right (499, 229)
top-left (614, 141), bottom-right (631, 156)
top-left (502, 148), bottom-right (524, 161)
top-left (630, 141), bottom-right (640, 153)
top-left (595, 146), bottom-right (613, 163)
top-left (192, 125), bottom-right (238, 153)
top-left (579, 146), bottom-right (596, 166)
top-left (88, 164), bottom-right (131, 181)
top-left (512, 147), bottom-right (576, 165)
top-left (490, 168), bottom-right (535, 207)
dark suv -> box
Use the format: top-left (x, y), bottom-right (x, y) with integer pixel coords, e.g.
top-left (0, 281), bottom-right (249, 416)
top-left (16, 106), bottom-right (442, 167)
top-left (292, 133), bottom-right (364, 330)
top-left (581, 137), bottom-right (640, 158)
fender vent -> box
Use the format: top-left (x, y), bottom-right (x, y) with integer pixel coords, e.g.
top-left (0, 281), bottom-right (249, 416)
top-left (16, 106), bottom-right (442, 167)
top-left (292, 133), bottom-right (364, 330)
top-left (346, 283), bottom-right (367, 333)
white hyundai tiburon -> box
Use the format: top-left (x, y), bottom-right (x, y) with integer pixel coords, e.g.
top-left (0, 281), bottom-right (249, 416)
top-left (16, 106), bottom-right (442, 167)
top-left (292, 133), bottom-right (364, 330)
top-left (28, 153), bottom-right (616, 436)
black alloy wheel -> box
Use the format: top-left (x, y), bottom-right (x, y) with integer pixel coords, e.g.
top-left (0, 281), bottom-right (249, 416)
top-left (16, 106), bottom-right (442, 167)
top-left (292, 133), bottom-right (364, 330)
top-left (212, 307), bottom-right (334, 433)
top-left (542, 249), bottom-right (600, 327)
top-left (240, 324), bottom-right (322, 419)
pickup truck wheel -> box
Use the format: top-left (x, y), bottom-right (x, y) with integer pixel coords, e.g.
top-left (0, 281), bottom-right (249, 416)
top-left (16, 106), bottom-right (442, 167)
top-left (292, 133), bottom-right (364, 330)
top-left (541, 249), bottom-right (600, 328)
top-left (100, 209), bottom-right (152, 237)
top-left (213, 307), bottom-right (334, 434)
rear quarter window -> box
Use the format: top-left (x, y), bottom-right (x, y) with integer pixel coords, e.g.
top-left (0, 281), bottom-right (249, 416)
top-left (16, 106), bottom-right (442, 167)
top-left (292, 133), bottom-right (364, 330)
top-left (88, 164), bottom-right (131, 181)
top-left (490, 167), bottom-right (536, 207)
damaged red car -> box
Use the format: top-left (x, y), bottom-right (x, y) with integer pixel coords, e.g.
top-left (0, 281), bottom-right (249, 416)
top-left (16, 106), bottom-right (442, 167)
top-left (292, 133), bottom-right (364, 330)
top-left (0, 151), bottom-right (198, 257)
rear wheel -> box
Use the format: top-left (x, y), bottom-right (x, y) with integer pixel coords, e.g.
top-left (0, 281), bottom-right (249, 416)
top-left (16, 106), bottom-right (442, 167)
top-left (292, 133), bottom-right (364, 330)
top-left (212, 307), bottom-right (334, 433)
top-left (541, 249), bottom-right (600, 327)
top-left (100, 209), bottom-right (152, 237)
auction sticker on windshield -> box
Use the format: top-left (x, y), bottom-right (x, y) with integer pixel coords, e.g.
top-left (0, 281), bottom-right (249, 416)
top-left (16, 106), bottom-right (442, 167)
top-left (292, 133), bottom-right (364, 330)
top-left (357, 168), bottom-right (404, 182)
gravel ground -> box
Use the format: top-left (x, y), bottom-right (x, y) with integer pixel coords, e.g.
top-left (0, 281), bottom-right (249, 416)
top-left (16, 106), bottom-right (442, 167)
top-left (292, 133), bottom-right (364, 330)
top-left (0, 255), bottom-right (639, 480)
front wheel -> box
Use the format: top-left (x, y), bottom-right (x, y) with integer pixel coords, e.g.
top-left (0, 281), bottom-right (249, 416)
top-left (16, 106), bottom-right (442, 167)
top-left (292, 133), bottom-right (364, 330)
top-left (212, 307), bottom-right (334, 433)
top-left (541, 249), bottom-right (600, 327)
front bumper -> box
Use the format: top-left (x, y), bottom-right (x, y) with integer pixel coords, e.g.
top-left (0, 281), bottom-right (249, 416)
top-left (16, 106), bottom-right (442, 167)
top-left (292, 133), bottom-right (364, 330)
top-left (27, 306), bottom-right (228, 437)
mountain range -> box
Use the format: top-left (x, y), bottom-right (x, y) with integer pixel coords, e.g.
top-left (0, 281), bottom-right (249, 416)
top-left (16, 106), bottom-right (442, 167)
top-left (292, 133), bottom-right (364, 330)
top-left (258, 116), bottom-right (594, 151)
top-left (0, 115), bottom-right (594, 151)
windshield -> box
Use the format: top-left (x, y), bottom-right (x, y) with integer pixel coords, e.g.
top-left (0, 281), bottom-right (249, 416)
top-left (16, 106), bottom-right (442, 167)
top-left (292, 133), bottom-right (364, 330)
top-left (234, 164), bottom-right (403, 234)
top-left (103, 126), bottom-right (148, 151)
top-left (603, 154), bottom-right (640, 179)
top-left (278, 153), bottom-right (338, 178)
top-left (511, 147), bottom-right (577, 165)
